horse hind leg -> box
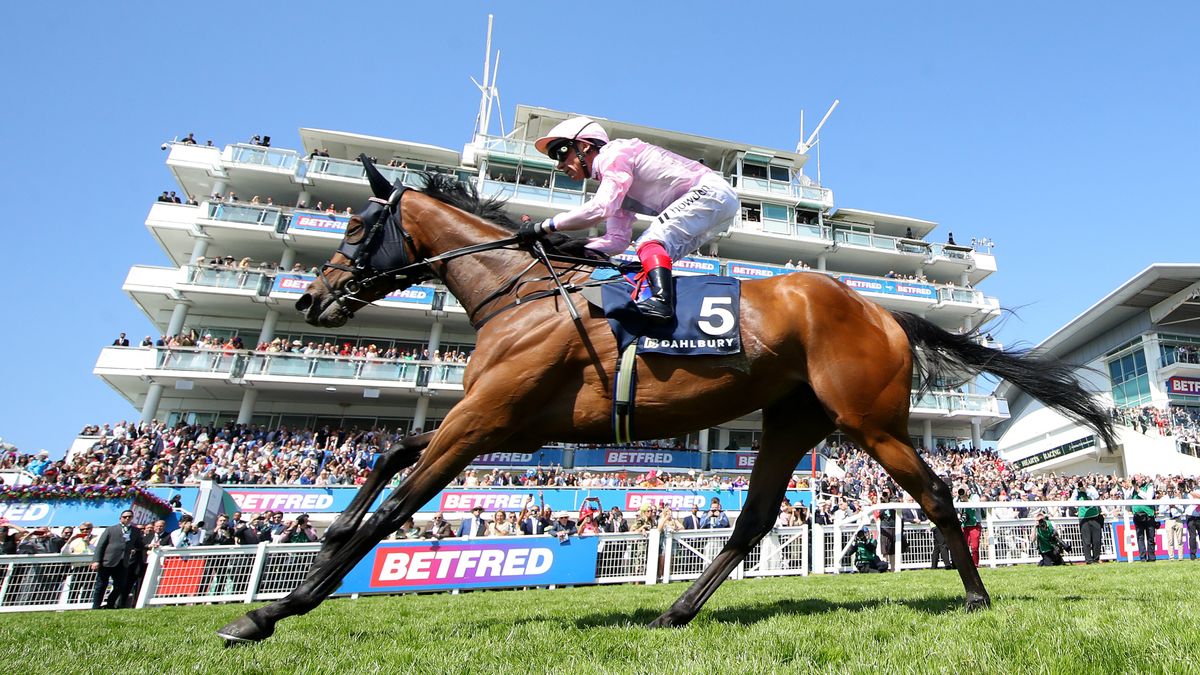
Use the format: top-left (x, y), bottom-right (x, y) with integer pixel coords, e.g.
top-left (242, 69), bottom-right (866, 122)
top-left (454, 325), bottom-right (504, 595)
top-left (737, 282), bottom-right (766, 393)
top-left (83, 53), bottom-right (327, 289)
top-left (650, 386), bottom-right (834, 628)
top-left (843, 420), bottom-right (990, 610)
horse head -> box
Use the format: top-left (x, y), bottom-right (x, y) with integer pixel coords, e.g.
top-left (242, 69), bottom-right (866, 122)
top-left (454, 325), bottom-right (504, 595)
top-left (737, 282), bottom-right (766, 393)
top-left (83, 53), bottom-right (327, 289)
top-left (296, 155), bottom-right (426, 327)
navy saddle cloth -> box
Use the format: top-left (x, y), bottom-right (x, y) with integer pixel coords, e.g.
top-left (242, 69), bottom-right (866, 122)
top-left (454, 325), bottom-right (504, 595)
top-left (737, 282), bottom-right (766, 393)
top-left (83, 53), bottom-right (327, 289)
top-left (596, 271), bottom-right (742, 356)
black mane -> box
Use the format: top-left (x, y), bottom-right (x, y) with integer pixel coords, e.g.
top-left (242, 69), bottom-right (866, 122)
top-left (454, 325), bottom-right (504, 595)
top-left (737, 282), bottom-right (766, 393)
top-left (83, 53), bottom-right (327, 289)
top-left (417, 172), bottom-right (607, 261)
top-left (419, 172), bottom-right (520, 231)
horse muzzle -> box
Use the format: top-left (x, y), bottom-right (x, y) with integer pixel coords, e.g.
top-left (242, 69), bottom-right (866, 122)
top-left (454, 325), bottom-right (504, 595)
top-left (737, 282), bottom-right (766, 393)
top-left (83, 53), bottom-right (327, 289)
top-left (296, 292), bottom-right (350, 328)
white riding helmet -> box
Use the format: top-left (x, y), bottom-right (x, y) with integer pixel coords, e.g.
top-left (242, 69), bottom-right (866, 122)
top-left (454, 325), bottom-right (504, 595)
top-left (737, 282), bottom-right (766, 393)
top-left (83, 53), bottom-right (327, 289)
top-left (534, 117), bottom-right (610, 159)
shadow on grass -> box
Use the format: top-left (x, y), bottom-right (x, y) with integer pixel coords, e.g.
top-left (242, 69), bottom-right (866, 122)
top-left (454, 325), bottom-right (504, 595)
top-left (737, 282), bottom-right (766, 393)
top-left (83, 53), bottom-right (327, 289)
top-left (571, 595), bottom-right (977, 629)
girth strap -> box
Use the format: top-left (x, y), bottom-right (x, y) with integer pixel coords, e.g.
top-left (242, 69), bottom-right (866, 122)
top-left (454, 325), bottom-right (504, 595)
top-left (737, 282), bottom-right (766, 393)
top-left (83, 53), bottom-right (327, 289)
top-left (612, 342), bottom-right (639, 444)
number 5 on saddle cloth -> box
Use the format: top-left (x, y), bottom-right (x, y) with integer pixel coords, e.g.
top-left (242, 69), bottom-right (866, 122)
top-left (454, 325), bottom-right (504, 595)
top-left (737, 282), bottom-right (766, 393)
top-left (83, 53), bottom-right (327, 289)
top-left (590, 268), bottom-right (742, 442)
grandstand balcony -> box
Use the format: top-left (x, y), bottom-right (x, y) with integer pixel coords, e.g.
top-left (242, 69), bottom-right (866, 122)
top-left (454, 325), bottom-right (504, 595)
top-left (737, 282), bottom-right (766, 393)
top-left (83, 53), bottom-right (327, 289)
top-left (93, 346), bottom-right (469, 410)
top-left (909, 390), bottom-right (1009, 421)
top-left (1158, 350), bottom-right (1200, 385)
top-left (121, 265), bottom-right (470, 331)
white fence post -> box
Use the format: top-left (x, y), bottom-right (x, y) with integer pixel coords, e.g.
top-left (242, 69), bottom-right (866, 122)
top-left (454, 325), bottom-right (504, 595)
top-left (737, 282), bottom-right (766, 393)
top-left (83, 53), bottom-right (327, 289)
top-left (136, 549), bottom-right (164, 609)
top-left (986, 510), bottom-right (997, 568)
top-left (245, 542), bottom-right (270, 604)
top-left (645, 529), bottom-right (660, 585)
top-left (810, 523), bottom-right (824, 575)
top-left (660, 531), bottom-right (674, 584)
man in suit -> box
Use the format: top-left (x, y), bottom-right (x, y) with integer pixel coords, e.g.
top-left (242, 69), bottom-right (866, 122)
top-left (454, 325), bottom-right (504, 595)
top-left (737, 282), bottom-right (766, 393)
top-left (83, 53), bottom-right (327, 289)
top-left (90, 510), bottom-right (145, 609)
top-left (683, 506), bottom-right (703, 530)
top-left (520, 508), bottom-right (550, 536)
top-left (424, 513), bottom-right (454, 540)
top-left (457, 506), bottom-right (488, 538)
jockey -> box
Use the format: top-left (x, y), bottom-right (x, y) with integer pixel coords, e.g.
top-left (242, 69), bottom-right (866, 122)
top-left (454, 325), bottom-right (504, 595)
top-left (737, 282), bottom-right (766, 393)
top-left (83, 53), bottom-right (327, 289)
top-left (518, 116), bottom-right (739, 324)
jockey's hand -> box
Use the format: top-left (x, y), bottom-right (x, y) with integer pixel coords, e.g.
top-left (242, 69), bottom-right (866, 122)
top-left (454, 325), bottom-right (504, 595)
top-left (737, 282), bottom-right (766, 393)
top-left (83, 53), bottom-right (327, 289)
top-left (517, 218), bottom-right (555, 244)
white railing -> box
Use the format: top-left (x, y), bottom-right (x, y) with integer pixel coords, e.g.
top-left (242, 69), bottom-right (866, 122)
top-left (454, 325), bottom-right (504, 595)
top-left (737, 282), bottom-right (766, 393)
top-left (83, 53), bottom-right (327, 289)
top-left (5, 500), bottom-right (1190, 613)
top-left (0, 553), bottom-right (98, 613)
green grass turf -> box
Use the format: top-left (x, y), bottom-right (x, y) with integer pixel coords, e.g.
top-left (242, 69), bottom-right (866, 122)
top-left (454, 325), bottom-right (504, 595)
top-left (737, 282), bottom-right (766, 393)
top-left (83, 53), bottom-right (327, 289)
top-left (2, 562), bottom-right (1197, 674)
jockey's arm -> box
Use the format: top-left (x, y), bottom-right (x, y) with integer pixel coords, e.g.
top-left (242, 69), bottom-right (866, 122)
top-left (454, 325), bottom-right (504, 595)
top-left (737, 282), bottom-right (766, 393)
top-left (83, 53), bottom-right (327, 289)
top-left (550, 151), bottom-right (634, 232)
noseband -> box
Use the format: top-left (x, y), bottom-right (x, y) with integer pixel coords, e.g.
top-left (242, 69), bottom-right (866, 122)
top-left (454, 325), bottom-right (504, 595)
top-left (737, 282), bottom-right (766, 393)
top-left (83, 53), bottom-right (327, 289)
top-left (317, 182), bottom-right (428, 319)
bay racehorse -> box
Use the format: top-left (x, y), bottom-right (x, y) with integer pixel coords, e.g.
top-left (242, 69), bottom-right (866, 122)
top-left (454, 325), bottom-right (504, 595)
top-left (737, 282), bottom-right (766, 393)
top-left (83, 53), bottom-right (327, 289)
top-left (218, 159), bottom-right (1116, 643)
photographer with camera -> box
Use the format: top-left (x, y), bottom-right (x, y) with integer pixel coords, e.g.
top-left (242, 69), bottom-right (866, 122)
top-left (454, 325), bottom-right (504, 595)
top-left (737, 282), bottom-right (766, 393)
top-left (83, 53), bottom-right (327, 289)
top-left (1128, 476), bottom-right (1158, 562)
top-left (1071, 478), bottom-right (1104, 564)
top-left (957, 487), bottom-right (983, 566)
top-left (1031, 511), bottom-right (1068, 566)
top-left (1186, 482), bottom-right (1200, 561)
top-left (272, 514), bottom-right (317, 544)
top-left (854, 525), bottom-right (889, 573)
top-left (169, 514), bottom-right (202, 548)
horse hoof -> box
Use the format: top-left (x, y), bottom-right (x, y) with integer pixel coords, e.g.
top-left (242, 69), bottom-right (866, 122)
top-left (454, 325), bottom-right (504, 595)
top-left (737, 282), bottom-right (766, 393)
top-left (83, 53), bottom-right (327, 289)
top-left (648, 609), bottom-right (691, 629)
top-left (217, 613), bottom-right (275, 646)
top-left (965, 592), bottom-right (992, 611)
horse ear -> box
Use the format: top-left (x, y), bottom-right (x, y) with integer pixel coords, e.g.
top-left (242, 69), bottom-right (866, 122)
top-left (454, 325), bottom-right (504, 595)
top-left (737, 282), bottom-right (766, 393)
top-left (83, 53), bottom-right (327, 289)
top-left (360, 154), bottom-right (391, 199)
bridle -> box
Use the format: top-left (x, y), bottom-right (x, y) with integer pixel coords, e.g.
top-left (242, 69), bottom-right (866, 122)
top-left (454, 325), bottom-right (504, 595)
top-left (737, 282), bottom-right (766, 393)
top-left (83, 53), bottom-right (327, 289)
top-left (316, 157), bottom-right (530, 321)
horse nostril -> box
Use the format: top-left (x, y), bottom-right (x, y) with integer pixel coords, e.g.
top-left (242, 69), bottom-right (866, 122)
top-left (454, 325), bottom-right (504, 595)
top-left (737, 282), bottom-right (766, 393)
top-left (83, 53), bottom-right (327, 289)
top-left (295, 295), bottom-right (314, 312)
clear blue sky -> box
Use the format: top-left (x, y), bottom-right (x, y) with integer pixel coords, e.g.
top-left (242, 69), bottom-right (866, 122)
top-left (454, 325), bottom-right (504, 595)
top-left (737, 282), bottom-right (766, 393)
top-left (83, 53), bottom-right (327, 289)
top-left (0, 3), bottom-right (1196, 455)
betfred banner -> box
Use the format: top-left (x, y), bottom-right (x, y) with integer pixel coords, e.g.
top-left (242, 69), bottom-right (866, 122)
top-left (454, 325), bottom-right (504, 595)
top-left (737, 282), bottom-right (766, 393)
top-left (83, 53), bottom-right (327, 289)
top-left (0, 499), bottom-right (176, 528)
top-left (836, 274), bottom-right (936, 300)
top-left (224, 487), bottom-right (387, 514)
top-left (197, 485), bottom-right (809, 517)
top-left (1109, 522), bottom-right (1193, 561)
top-left (272, 274), bottom-right (314, 294)
top-left (573, 449), bottom-right (701, 469)
top-left (289, 212), bottom-right (350, 234)
top-left (709, 452), bottom-right (821, 473)
top-left (378, 286), bottom-right (435, 307)
top-left (468, 450), bottom-right (565, 468)
top-left (339, 536), bottom-right (599, 593)
top-left (725, 261), bottom-right (795, 280)
top-left (271, 274), bottom-right (435, 308)
top-left (1166, 377), bottom-right (1200, 395)
top-left (613, 249), bottom-right (719, 277)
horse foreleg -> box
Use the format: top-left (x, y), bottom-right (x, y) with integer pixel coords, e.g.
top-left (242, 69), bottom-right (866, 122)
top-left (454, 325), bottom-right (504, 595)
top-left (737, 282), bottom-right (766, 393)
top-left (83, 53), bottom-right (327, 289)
top-left (217, 417), bottom-right (509, 644)
top-left (310, 431), bottom-right (433, 572)
top-left (650, 389), bottom-right (833, 628)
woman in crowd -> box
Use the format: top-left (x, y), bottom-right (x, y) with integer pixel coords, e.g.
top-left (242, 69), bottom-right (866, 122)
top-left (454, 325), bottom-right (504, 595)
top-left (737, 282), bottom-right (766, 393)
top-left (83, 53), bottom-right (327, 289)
top-left (488, 510), bottom-right (515, 537)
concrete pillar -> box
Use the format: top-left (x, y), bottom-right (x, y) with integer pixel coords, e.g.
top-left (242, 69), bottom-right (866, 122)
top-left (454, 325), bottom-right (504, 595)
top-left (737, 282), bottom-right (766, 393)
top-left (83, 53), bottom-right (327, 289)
top-left (923, 419), bottom-right (933, 452)
top-left (427, 320), bottom-right (444, 355)
top-left (412, 396), bottom-right (430, 433)
top-left (297, 189), bottom-right (310, 209)
top-left (141, 384), bottom-right (165, 424)
top-left (716, 428), bottom-right (732, 450)
top-left (236, 389), bottom-right (259, 424)
top-left (189, 237), bottom-right (209, 265)
top-left (259, 309), bottom-right (280, 344)
top-left (961, 271), bottom-right (970, 286)
top-left (166, 302), bottom-right (190, 338)
top-left (212, 179), bottom-right (228, 198)
top-left (971, 418), bottom-right (983, 450)
top-left (279, 247), bottom-right (296, 272)
top-left (698, 428), bottom-right (710, 453)
top-left (816, 254), bottom-right (827, 271)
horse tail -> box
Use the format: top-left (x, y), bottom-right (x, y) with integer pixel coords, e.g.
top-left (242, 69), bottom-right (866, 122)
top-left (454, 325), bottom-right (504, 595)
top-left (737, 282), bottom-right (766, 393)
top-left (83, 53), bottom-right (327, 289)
top-left (890, 310), bottom-right (1118, 451)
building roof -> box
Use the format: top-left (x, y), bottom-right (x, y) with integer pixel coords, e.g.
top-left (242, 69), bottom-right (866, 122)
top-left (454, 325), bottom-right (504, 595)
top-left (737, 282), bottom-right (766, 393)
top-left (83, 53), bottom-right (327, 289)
top-left (996, 263), bottom-right (1200, 399)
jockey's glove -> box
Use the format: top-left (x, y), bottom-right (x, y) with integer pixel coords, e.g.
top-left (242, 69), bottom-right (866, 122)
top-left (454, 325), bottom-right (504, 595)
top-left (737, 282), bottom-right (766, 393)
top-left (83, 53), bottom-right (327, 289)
top-left (517, 218), bottom-right (556, 244)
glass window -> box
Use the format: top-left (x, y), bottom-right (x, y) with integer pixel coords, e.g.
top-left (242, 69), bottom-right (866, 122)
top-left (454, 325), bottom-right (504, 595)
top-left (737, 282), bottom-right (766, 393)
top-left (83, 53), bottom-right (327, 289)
top-left (763, 203), bottom-right (790, 221)
top-left (769, 165), bottom-right (790, 182)
top-left (1109, 350), bottom-right (1150, 407)
top-left (742, 163), bottom-right (768, 179)
top-left (553, 173), bottom-right (583, 191)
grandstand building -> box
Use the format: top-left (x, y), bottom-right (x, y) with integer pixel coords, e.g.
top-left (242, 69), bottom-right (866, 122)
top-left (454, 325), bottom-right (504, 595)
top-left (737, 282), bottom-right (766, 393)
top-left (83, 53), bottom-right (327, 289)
top-left (91, 105), bottom-right (1007, 467)
top-left (993, 264), bottom-right (1200, 476)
